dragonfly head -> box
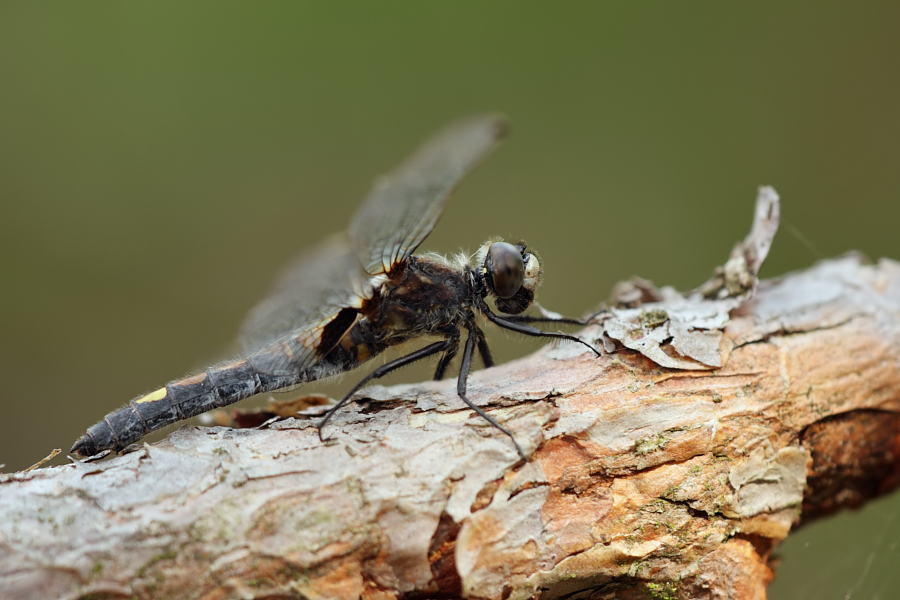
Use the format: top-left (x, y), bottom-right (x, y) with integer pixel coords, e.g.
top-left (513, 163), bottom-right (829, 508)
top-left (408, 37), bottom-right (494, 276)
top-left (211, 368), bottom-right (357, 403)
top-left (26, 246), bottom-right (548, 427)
top-left (477, 240), bottom-right (543, 314)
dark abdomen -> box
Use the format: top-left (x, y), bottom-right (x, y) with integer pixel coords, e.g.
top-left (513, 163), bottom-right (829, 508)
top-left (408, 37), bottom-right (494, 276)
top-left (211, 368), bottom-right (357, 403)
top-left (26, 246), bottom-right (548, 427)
top-left (71, 359), bottom-right (279, 456)
top-left (71, 321), bottom-right (386, 457)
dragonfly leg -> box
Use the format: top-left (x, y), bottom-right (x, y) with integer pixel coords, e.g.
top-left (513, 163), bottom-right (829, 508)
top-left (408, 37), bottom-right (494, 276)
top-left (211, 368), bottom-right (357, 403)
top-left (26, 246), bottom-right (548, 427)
top-left (501, 315), bottom-right (585, 325)
top-left (500, 306), bottom-right (608, 326)
top-left (434, 324), bottom-right (492, 379)
top-left (318, 337), bottom-right (456, 439)
top-left (433, 338), bottom-right (459, 381)
top-left (457, 321), bottom-right (527, 461)
top-left (479, 301), bottom-right (601, 357)
top-left (475, 325), bottom-right (495, 368)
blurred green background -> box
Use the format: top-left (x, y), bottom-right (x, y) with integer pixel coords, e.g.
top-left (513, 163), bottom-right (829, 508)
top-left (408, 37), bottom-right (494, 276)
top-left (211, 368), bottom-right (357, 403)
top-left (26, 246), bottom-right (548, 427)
top-left (1, 3), bottom-right (898, 597)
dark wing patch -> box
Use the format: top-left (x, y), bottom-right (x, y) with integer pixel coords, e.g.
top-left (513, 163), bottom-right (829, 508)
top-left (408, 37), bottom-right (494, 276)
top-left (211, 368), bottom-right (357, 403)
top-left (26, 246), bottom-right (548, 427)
top-left (239, 235), bottom-right (371, 374)
top-left (349, 114), bottom-right (507, 275)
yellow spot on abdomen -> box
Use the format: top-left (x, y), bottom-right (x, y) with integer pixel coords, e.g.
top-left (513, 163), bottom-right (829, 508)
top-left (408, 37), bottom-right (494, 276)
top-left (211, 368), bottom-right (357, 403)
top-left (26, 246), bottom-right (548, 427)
top-left (135, 387), bottom-right (167, 404)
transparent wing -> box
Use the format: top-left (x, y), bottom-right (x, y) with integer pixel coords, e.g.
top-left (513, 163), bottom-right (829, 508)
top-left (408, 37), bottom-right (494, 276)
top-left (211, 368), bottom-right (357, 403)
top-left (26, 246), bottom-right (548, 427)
top-left (239, 235), bottom-right (371, 370)
top-left (349, 114), bottom-right (507, 275)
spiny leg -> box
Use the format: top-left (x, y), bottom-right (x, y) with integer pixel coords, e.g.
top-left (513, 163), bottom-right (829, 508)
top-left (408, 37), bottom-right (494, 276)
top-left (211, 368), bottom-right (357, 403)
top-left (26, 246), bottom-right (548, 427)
top-left (501, 315), bottom-right (587, 325)
top-left (476, 326), bottom-right (495, 368)
top-left (479, 301), bottom-right (601, 357)
top-left (435, 325), bottom-right (492, 380)
top-left (501, 307), bottom-right (607, 326)
top-left (433, 339), bottom-right (459, 381)
top-left (457, 321), bottom-right (527, 460)
top-left (435, 326), bottom-right (492, 380)
top-left (318, 337), bottom-right (456, 439)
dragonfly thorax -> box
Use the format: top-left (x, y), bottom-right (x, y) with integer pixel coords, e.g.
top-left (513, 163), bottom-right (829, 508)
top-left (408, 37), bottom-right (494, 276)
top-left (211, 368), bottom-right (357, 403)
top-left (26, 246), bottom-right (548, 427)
top-left (369, 256), bottom-right (472, 339)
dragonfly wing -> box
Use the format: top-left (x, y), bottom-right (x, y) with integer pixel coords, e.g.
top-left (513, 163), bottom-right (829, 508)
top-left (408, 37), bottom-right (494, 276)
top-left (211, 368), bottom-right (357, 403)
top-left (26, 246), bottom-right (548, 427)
top-left (349, 114), bottom-right (507, 275)
top-left (239, 235), bottom-right (371, 375)
top-left (239, 115), bottom-right (505, 375)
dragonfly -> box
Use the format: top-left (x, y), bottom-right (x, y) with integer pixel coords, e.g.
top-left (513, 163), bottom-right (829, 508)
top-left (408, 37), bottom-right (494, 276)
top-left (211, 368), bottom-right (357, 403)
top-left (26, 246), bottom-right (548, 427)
top-left (71, 115), bottom-right (599, 460)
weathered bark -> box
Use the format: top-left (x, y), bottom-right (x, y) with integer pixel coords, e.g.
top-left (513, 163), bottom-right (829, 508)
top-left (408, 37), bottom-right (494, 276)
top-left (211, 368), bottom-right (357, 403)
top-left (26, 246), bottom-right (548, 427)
top-left (3, 255), bottom-right (900, 600)
top-left (3, 186), bottom-right (900, 599)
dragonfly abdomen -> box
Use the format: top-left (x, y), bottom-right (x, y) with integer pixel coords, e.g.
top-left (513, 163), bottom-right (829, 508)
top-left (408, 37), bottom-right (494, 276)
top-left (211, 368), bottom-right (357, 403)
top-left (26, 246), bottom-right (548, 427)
top-left (71, 358), bottom-right (300, 456)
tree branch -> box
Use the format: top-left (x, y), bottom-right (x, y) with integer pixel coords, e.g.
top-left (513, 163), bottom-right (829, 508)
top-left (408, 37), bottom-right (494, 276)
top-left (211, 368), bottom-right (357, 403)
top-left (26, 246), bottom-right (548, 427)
top-left (4, 194), bottom-right (900, 599)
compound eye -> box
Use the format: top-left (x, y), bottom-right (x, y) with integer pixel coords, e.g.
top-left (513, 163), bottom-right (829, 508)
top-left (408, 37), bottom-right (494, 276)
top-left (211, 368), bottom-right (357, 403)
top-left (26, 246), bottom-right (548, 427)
top-left (486, 242), bottom-right (525, 299)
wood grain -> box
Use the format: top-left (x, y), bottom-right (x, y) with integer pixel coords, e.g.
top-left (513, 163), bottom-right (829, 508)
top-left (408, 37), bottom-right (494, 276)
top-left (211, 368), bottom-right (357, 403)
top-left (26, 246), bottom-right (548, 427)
top-left (3, 256), bottom-right (900, 600)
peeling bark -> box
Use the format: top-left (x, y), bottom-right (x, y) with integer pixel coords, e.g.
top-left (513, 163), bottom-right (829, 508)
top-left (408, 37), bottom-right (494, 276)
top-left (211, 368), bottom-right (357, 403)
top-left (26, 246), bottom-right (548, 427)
top-left (3, 255), bottom-right (900, 600)
top-left (3, 183), bottom-right (900, 600)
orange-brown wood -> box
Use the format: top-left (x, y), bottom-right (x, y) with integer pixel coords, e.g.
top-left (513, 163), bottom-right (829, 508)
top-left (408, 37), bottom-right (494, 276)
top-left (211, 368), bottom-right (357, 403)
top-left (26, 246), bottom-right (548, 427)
top-left (3, 256), bottom-right (900, 600)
